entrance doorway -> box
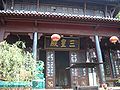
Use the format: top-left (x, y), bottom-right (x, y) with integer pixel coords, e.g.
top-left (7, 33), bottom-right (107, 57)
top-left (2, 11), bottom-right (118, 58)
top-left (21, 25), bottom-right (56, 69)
top-left (55, 51), bottom-right (71, 89)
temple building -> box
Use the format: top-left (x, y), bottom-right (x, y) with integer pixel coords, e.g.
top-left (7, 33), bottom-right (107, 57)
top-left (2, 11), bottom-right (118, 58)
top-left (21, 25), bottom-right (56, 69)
top-left (0, 0), bottom-right (120, 89)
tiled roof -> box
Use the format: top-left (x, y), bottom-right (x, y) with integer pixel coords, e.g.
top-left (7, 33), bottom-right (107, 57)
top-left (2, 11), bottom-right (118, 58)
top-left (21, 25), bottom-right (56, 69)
top-left (0, 10), bottom-right (120, 24)
top-left (41, 0), bottom-right (120, 5)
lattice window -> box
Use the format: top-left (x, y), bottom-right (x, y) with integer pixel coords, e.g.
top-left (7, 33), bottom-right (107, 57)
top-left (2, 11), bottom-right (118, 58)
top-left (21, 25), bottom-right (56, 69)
top-left (110, 50), bottom-right (120, 77)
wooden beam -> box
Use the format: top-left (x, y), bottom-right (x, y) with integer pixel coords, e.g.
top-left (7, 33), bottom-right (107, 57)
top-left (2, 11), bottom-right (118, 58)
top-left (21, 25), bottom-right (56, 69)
top-left (0, 27), bottom-right (5, 42)
top-left (11, 0), bottom-right (14, 10)
top-left (0, 18), bottom-right (5, 25)
top-left (105, 5), bottom-right (108, 18)
top-left (110, 7), bottom-right (116, 18)
top-left (84, 0), bottom-right (87, 15)
top-left (2, 0), bottom-right (6, 10)
top-left (37, 0), bottom-right (39, 11)
top-left (2, 20), bottom-right (120, 36)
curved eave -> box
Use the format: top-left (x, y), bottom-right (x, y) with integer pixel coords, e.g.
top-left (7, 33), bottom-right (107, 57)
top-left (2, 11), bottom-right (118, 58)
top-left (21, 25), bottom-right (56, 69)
top-left (0, 10), bottom-right (120, 26)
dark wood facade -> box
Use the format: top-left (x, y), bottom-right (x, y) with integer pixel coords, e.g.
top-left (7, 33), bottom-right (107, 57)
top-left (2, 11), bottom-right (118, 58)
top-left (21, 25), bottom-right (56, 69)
top-left (0, 0), bottom-right (120, 89)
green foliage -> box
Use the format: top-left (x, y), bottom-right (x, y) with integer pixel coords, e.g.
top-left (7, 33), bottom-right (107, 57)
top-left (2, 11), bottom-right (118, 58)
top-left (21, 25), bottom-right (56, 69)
top-left (116, 12), bottom-right (120, 19)
top-left (36, 61), bottom-right (44, 73)
top-left (35, 61), bottom-right (44, 79)
top-left (0, 41), bottom-right (36, 82)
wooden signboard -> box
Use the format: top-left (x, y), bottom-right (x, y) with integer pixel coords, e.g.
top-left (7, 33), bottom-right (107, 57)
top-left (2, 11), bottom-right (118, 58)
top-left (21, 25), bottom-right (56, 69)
top-left (45, 36), bottom-right (80, 50)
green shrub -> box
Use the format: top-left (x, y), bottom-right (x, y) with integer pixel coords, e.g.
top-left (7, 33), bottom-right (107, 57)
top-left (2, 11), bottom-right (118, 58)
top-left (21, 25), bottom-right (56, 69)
top-left (0, 41), bottom-right (36, 82)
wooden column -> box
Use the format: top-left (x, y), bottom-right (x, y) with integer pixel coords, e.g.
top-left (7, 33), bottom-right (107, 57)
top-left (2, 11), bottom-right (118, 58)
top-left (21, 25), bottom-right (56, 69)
top-left (46, 51), bottom-right (55, 89)
top-left (0, 28), bottom-right (4, 42)
top-left (95, 35), bottom-right (105, 85)
top-left (33, 32), bottom-right (38, 60)
top-left (29, 32), bottom-right (43, 60)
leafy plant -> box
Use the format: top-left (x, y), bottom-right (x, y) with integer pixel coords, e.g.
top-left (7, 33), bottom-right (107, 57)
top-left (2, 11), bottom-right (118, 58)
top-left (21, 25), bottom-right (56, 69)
top-left (116, 11), bottom-right (120, 19)
top-left (0, 41), bottom-right (36, 82)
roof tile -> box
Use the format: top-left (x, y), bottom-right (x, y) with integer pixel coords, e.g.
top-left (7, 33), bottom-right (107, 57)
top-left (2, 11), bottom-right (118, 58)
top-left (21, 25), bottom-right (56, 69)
top-left (0, 10), bottom-right (120, 24)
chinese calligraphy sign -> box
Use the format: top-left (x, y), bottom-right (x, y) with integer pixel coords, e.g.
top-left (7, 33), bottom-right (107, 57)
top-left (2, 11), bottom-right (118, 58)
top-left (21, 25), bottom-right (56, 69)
top-left (45, 36), bottom-right (80, 50)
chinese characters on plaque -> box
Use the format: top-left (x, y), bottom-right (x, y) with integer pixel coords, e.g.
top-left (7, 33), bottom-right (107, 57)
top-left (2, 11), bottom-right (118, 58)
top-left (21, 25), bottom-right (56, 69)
top-left (45, 36), bottom-right (80, 50)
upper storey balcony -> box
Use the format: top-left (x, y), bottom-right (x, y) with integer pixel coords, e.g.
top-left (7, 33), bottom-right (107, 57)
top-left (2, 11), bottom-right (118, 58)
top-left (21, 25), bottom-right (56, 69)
top-left (0, 0), bottom-right (120, 18)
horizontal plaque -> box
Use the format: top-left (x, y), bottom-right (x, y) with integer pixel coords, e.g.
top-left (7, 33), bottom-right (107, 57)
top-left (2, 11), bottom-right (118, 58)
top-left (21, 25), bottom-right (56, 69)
top-left (44, 36), bottom-right (80, 50)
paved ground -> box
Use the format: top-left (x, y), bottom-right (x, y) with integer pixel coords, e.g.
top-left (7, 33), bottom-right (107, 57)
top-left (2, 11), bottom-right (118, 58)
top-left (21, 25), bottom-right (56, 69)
top-left (1, 87), bottom-right (120, 90)
top-left (32, 89), bottom-right (73, 90)
top-left (32, 87), bottom-right (120, 90)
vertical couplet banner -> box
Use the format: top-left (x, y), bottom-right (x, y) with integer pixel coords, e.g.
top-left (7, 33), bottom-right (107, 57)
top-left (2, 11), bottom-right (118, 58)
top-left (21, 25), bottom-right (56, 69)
top-left (46, 51), bottom-right (55, 89)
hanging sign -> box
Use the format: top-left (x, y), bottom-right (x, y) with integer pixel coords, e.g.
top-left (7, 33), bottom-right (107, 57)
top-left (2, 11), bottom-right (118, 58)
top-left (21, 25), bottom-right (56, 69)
top-left (44, 36), bottom-right (80, 50)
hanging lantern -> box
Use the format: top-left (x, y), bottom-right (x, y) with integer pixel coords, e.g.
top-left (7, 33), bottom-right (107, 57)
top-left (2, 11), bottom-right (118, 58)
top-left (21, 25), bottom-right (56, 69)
top-left (109, 36), bottom-right (119, 44)
top-left (51, 34), bottom-right (61, 41)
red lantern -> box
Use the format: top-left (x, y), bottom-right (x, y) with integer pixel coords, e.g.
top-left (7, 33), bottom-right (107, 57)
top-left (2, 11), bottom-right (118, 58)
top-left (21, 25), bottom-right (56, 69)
top-left (109, 36), bottom-right (119, 44)
top-left (51, 34), bottom-right (61, 41)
